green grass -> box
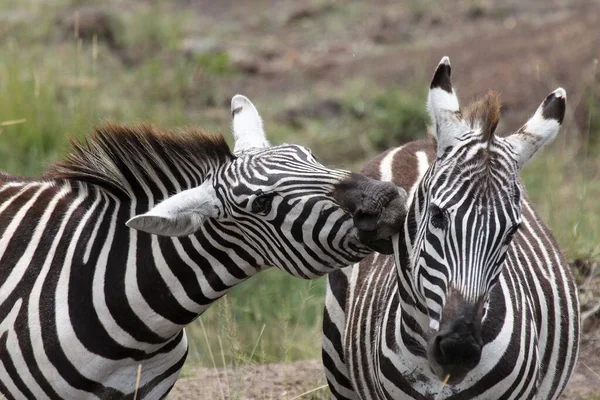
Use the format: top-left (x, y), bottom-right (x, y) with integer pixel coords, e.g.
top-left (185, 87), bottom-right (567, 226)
top-left (0, 1), bottom-right (599, 377)
top-left (0, 42), bottom-right (99, 175)
top-left (184, 270), bottom-right (327, 371)
top-left (522, 146), bottom-right (600, 261)
top-left (343, 85), bottom-right (430, 151)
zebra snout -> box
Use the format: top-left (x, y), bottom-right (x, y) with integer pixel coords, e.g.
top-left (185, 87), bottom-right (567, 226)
top-left (331, 173), bottom-right (407, 254)
top-left (428, 318), bottom-right (483, 384)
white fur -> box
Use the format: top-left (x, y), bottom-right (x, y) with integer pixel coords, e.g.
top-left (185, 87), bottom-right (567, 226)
top-left (426, 57), bottom-right (469, 157)
top-left (126, 180), bottom-right (220, 236)
top-left (427, 88), bottom-right (460, 117)
top-left (231, 94), bottom-right (269, 154)
top-left (505, 88), bottom-right (565, 168)
top-left (427, 88), bottom-right (466, 157)
top-left (379, 146), bottom-right (404, 182)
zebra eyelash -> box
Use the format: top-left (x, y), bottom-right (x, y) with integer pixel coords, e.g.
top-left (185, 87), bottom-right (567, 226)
top-left (429, 205), bottom-right (446, 230)
top-left (251, 190), bottom-right (276, 215)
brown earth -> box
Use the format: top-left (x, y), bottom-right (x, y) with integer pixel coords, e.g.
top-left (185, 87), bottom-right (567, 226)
top-left (171, 360), bottom-right (326, 400)
top-left (170, 341), bottom-right (600, 399)
top-left (187, 0), bottom-right (600, 135)
top-left (85, 0), bottom-right (598, 137)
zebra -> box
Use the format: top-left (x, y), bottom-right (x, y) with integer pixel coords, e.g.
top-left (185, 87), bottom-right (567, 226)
top-left (0, 94), bottom-right (407, 399)
top-left (322, 57), bottom-right (580, 399)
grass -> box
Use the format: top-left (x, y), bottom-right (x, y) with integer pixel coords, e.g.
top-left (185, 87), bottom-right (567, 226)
top-left (0, 41), bottom-right (99, 175)
top-left (342, 84), bottom-right (430, 151)
top-left (523, 147), bottom-right (600, 261)
top-left (0, 1), bottom-right (599, 393)
top-left (184, 270), bottom-right (327, 370)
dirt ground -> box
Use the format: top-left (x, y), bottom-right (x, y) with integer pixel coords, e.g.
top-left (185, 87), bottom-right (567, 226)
top-left (171, 360), bottom-right (326, 400)
top-left (195, 0), bottom-right (600, 134)
top-left (170, 339), bottom-right (600, 400)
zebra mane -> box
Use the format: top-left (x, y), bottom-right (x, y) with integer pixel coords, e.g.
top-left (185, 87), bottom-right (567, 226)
top-left (426, 91), bottom-right (501, 150)
top-left (464, 90), bottom-right (501, 145)
top-left (45, 123), bottom-right (234, 197)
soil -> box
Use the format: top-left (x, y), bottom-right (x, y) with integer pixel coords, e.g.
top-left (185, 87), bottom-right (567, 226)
top-left (170, 360), bottom-right (326, 400)
top-left (192, 0), bottom-right (600, 135)
top-left (84, 0), bottom-right (599, 137)
top-left (172, 347), bottom-right (600, 400)
top-left (170, 339), bottom-right (600, 399)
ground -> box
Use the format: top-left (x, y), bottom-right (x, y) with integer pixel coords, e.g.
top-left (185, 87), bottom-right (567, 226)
top-left (171, 347), bottom-right (600, 399)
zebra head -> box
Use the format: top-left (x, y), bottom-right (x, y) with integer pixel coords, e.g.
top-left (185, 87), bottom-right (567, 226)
top-left (127, 95), bottom-right (407, 278)
top-left (414, 57), bottom-right (566, 383)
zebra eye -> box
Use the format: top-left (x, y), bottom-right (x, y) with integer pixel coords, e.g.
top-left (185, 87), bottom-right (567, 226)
top-left (252, 191), bottom-right (274, 215)
top-left (429, 205), bottom-right (446, 230)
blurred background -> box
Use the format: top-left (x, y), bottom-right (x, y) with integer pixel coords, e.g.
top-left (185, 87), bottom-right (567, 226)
top-left (1, 0), bottom-right (599, 398)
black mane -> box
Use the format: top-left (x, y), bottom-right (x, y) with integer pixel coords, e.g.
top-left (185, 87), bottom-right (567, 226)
top-left (44, 123), bottom-right (234, 197)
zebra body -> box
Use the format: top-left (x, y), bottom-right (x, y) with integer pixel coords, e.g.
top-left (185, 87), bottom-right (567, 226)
top-left (1, 179), bottom-right (190, 398)
top-left (322, 58), bottom-right (580, 399)
top-left (0, 96), bottom-right (405, 399)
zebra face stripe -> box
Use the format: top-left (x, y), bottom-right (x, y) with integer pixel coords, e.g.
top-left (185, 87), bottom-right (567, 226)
top-left (213, 144), bottom-right (383, 278)
top-left (413, 140), bottom-right (523, 329)
top-left (404, 59), bottom-right (570, 385)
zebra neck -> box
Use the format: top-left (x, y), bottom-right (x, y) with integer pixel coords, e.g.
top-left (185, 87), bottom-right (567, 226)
top-left (89, 188), bottom-right (263, 342)
top-left (392, 170), bottom-right (433, 344)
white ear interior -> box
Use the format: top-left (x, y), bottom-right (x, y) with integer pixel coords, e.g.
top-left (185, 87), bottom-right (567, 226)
top-left (426, 57), bottom-right (466, 157)
top-left (505, 88), bottom-right (566, 168)
top-left (126, 180), bottom-right (220, 237)
top-left (231, 94), bottom-right (269, 154)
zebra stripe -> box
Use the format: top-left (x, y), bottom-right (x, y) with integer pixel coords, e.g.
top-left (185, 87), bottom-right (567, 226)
top-left (0, 96), bottom-right (405, 399)
top-left (322, 58), bottom-right (579, 400)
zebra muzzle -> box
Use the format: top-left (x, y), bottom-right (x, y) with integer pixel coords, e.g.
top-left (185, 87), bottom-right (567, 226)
top-left (427, 312), bottom-right (483, 385)
top-left (332, 173), bottom-right (407, 254)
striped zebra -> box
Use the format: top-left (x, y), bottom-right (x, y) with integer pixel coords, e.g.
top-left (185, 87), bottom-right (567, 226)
top-left (0, 95), bottom-right (406, 399)
top-left (322, 57), bottom-right (580, 399)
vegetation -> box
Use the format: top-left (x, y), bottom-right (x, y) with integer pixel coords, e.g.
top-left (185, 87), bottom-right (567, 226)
top-left (1, 1), bottom-right (598, 390)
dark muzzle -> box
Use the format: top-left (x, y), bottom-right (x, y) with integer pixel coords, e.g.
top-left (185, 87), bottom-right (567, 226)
top-left (427, 295), bottom-right (484, 385)
top-left (430, 319), bottom-right (482, 383)
top-left (332, 173), bottom-right (407, 254)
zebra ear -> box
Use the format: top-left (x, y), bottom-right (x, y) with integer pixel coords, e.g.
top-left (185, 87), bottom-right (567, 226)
top-left (427, 56), bottom-right (465, 157)
top-left (231, 94), bottom-right (269, 155)
top-left (505, 88), bottom-right (566, 168)
top-left (126, 180), bottom-right (221, 237)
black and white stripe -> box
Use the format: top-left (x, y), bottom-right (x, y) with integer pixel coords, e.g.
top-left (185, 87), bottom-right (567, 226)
top-left (322, 57), bottom-right (579, 399)
top-left (0, 95), bottom-right (405, 399)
